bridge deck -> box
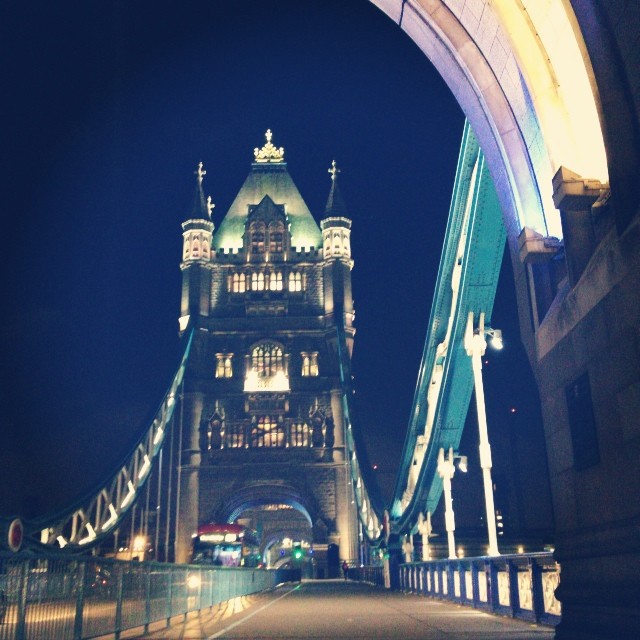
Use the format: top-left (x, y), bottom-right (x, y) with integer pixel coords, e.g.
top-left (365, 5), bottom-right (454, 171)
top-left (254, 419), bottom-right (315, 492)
top-left (119, 580), bottom-right (554, 639)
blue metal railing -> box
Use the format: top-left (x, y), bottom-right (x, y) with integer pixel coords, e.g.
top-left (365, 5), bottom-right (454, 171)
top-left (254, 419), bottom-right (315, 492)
top-left (0, 552), bottom-right (297, 640)
top-left (398, 552), bottom-right (560, 626)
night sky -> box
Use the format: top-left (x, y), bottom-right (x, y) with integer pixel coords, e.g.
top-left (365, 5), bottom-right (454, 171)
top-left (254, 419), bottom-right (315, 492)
top-left (1, 0), bottom-right (545, 530)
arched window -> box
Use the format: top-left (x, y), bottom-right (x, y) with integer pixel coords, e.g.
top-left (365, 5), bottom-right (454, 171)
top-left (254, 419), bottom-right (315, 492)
top-left (202, 239), bottom-right (210, 259)
top-left (288, 271), bottom-right (303, 292)
top-left (251, 272), bottom-right (265, 291)
top-left (269, 222), bottom-right (285, 254)
top-left (301, 352), bottom-right (319, 377)
top-left (333, 231), bottom-right (341, 253)
top-left (215, 353), bottom-right (233, 378)
top-left (230, 273), bottom-right (246, 293)
top-left (192, 237), bottom-right (200, 258)
top-left (245, 341), bottom-right (289, 392)
top-left (269, 271), bottom-right (283, 291)
top-left (251, 343), bottom-right (284, 378)
top-left (250, 223), bottom-right (266, 255)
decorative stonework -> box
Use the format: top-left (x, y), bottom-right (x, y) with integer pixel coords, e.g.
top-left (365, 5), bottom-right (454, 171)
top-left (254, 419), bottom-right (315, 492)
top-left (543, 570), bottom-right (561, 615)
top-left (253, 129), bottom-right (285, 163)
top-left (328, 159), bottom-right (340, 181)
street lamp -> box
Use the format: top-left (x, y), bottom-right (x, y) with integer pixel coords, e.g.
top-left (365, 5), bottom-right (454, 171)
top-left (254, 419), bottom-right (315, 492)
top-left (464, 311), bottom-right (500, 556)
top-left (437, 447), bottom-right (468, 559)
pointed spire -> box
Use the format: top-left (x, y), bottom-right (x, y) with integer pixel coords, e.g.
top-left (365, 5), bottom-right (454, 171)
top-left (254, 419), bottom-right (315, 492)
top-left (190, 162), bottom-right (212, 220)
top-left (323, 159), bottom-right (349, 218)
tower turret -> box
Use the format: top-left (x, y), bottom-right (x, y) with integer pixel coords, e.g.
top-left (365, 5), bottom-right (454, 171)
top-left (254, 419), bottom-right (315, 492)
top-left (179, 162), bottom-right (215, 333)
top-left (321, 160), bottom-right (355, 354)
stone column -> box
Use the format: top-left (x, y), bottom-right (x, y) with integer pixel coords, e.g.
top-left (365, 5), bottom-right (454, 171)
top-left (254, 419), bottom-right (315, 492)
top-left (333, 463), bottom-right (358, 564)
top-left (175, 390), bottom-right (204, 564)
top-left (330, 388), bottom-right (345, 462)
top-left (551, 167), bottom-right (604, 286)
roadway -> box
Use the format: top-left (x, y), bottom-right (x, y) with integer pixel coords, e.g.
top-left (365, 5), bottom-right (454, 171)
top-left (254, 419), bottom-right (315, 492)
top-left (120, 579), bottom-right (555, 639)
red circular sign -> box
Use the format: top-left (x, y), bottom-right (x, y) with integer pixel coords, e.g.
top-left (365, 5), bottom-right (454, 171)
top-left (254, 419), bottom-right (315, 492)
top-left (7, 518), bottom-right (23, 552)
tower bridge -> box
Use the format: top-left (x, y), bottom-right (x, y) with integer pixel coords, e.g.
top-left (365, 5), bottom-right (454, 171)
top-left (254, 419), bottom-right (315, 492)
top-left (3, 1), bottom-right (640, 638)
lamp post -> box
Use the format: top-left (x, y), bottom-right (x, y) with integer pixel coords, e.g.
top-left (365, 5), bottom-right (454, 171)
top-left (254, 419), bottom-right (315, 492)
top-left (437, 447), bottom-right (468, 559)
top-left (464, 311), bottom-right (501, 556)
top-left (417, 511), bottom-right (432, 561)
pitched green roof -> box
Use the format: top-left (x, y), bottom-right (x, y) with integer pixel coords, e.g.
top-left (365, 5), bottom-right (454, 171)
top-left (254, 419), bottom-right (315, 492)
top-left (213, 163), bottom-right (322, 251)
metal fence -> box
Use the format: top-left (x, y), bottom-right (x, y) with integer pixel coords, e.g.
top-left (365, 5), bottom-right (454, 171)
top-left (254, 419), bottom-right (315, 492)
top-left (347, 564), bottom-right (385, 587)
top-left (0, 553), bottom-right (294, 640)
top-left (398, 552), bottom-right (561, 626)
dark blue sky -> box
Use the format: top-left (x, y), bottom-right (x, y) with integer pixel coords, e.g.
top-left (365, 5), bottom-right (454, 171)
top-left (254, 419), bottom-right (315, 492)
top-left (1, 0), bottom-right (543, 526)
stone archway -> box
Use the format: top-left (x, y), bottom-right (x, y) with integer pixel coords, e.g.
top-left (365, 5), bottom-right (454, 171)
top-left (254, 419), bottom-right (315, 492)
top-left (370, 0), bottom-right (610, 242)
top-left (209, 482), bottom-right (335, 575)
top-left (213, 483), bottom-right (316, 526)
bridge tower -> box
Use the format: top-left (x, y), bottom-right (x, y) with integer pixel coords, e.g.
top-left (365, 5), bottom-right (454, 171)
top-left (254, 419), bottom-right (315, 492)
top-left (175, 131), bottom-right (358, 571)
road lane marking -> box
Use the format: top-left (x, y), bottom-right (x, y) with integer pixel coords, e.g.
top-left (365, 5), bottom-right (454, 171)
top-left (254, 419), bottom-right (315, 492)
top-left (207, 584), bottom-right (302, 639)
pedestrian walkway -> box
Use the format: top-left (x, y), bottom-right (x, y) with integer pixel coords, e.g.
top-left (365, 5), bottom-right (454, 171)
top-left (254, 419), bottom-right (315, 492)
top-left (119, 579), bottom-right (555, 639)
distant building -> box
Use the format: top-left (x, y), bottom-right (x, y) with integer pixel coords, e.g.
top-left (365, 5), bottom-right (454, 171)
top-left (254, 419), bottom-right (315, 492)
top-left (175, 131), bottom-right (358, 573)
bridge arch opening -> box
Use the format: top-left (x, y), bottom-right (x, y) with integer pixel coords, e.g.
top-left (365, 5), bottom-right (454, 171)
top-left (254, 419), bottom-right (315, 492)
top-left (371, 0), bottom-right (607, 242)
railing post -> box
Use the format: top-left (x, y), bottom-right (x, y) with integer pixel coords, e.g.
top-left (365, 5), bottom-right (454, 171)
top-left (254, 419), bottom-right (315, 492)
top-left (183, 567), bottom-right (188, 621)
top-left (508, 559), bottom-right (519, 617)
top-left (531, 558), bottom-right (545, 623)
top-left (165, 566), bottom-right (173, 628)
top-left (72, 561), bottom-right (87, 640)
top-left (471, 561), bottom-right (479, 608)
top-left (114, 562), bottom-right (124, 640)
top-left (144, 563), bottom-right (151, 634)
top-left (488, 559), bottom-right (499, 614)
top-left (16, 560), bottom-right (30, 640)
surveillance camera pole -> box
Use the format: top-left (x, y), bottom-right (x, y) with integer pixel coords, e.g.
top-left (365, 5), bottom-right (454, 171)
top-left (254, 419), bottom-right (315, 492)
top-left (464, 311), bottom-right (500, 556)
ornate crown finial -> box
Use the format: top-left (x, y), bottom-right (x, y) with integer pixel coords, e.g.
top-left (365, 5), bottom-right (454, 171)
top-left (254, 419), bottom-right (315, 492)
top-left (328, 159), bottom-right (341, 181)
top-left (207, 195), bottom-right (215, 217)
top-left (254, 129), bottom-right (285, 163)
top-left (195, 161), bottom-right (206, 183)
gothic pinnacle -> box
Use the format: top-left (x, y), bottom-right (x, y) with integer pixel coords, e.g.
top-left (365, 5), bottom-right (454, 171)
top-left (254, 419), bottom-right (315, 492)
top-left (191, 161), bottom-right (211, 220)
top-left (323, 159), bottom-right (349, 218)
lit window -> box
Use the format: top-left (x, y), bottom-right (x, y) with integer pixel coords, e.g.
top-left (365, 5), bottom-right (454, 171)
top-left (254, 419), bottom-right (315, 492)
top-left (230, 273), bottom-right (246, 293)
top-left (215, 354), bottom-right (233, 378)
top-left (269, 272), bottom-right (283, 291)
top-left (252, 343), bottom-right (283, 378)
top-left (290, 423), bottom-right (310, 447)
top-left (192, 238), bottom-right (200, 258)
top-left (269, 228), bottom-right (284, 254)
top-left (252, 233), bottom-right (264, 253)
top-left (301, 352), bottom-right (319, 377)
top-left (251, 272), bottom-right (265, 291)
top-left (251, 416), bottom-right (285, 448)
top-left (223, 425), bottom-right (244, 449)
top-left (250, 223), bottom-right (265, 254)
top-left (244, 342), bottom-right (289, 392)
top-left (288, 271), bottom-right (303, 292)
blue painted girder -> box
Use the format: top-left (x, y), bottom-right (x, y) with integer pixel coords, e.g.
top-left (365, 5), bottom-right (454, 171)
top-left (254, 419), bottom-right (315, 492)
top-left (391, 121), bottom-right (506, 533)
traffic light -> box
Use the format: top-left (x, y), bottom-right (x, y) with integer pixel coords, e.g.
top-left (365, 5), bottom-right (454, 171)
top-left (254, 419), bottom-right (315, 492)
top-left (292, 546), bottom-right (304, 560)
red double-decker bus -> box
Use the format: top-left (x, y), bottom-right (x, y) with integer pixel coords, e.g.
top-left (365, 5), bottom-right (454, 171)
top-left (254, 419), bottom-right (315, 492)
top-left (192, 523), bottom-right (261, 567)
